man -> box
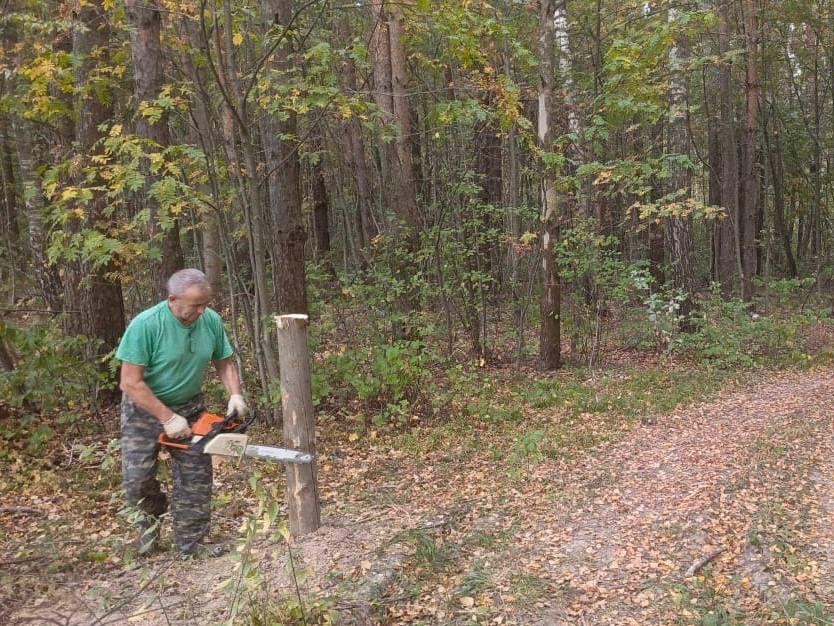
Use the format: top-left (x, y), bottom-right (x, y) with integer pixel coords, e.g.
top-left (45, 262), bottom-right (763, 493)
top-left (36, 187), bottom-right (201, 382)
top-left (116, 268), bottom-right (247, 557)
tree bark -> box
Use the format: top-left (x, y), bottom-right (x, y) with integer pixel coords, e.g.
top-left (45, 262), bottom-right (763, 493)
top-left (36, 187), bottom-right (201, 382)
top-left (368, 0), bottom-right (420, 232)
top-left (311, 147), bottom-right (335, 278)
top-left (275, 314), bottom-right (320, 537)
top-left (70, 0), bottom-right (125, 361)
top-left (707, 88), bottom-right (722, 283)
top-left (11, 118), bottom-right (63, 312)
top-left (538, 0), bottom-right (561, 371)
top-left (716, 0), bottom-right (740, 295)
top-left (763, 115), bottom-right (797, 277)
top-left (125, 0), bottom-right (184, 298)
top-left (179, 19), bottom-right (225, 298)
top-left (739, 0), bottom-right (760, 302)
top-left (665, 5), bottom-right (695, 324)
top-left (261, 0), bottom-right (308, 316)
top-left (0, 115), bottom-right (21, 301)
top-left (337, 15), bottom-right (375, 255)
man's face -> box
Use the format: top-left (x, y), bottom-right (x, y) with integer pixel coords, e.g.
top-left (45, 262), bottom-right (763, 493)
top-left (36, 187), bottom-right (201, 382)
top-left (168, 286), bottom-right (211, 325)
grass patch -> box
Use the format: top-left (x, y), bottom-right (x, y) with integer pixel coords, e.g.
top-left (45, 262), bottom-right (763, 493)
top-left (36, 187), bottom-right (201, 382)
top-left (507, 572), bottom-right (550, 602)
top-left (526, 366), bottom-right (732, 420)
top-left (458, 562), bottom-right (491, 596)
top-left (776, 598), bottom-right (834, 624)
top-left (389, 528), bottom-right (454, 575)
top-left (464, 528), bottom-right (512, 550)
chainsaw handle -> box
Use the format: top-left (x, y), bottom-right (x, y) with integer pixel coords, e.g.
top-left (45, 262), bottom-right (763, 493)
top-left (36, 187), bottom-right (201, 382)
top-left (156, 409), bottom-right (257, 452)
top-left (157, 434), bottom-right (191, 449)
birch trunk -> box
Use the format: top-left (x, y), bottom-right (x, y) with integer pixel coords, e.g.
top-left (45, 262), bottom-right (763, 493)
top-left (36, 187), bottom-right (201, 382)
top-left (665, 6), bottom-right (695, 324)
top-left (538, 0), bottom-right (561, 371)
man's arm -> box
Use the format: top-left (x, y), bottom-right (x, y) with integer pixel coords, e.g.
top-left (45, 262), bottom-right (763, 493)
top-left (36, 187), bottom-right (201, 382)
top-left (214, 357), bottom-right (247, 417)
top-left (213, 357), bottom-right (242, 396)
top-left (120, 362), bottom-right (176, 422)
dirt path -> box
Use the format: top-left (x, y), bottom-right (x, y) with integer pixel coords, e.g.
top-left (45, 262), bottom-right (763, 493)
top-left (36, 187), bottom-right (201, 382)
top-left (501, 368), bottom-right (834, 624)
top-left (8, 367), bottom-right (834, 625)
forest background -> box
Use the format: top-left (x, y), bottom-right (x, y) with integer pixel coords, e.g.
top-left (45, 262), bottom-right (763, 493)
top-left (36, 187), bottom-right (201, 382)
top-left (4, 0), bottom-right (834, 624)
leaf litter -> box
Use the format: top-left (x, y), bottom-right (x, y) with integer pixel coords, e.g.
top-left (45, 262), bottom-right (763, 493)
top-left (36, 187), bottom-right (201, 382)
top-left (4, 366), bottom-right (834, 624)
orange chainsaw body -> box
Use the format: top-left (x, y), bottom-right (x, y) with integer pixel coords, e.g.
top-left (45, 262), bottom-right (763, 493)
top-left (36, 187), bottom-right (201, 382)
top-left (158, 411), bottom-right (242, 450)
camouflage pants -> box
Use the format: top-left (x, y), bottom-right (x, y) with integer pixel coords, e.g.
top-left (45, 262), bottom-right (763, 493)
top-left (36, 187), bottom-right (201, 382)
top-left (120, 395), bottom-right (213, 552)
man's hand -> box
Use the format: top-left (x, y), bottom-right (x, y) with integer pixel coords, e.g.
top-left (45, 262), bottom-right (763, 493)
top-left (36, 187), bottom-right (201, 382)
top-left (227, 394), bottom-right (248, 418)
top-left (162, 413), bottom-right (192, 440)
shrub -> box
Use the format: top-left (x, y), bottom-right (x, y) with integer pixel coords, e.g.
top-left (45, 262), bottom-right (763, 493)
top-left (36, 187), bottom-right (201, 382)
top-left (556, 220), bottom-right (644, 363)
top-left (0, 321), bottom-right (111, 414)
top-left (0, 321), bottom-right (112, 451)
top-left (674, 289), bottom-right (799, 368)
top-left (313, 339), bottom-right (432, 426)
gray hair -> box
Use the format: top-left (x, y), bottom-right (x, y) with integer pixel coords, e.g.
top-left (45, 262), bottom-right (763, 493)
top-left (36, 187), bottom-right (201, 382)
top-left (167, 268), bottom-right (211, 296)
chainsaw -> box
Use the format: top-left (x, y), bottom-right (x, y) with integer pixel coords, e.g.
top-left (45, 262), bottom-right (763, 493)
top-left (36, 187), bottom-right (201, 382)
top-left (158, 410), bottom-right (312, 464)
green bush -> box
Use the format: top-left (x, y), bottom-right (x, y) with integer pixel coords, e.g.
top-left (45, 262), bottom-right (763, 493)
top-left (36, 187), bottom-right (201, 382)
top-left (674, 290), bottom-right (799, 368)
top-left (556, 220), bottom-right (645, 362)
top-left (313, 339), bottom-right (432, 425)
top-left (753, 276), bottom-right (816, 308)
top-left (0, 321), bottom-right (110, 413)
top-left (0, 321), bottom-right (112, 451)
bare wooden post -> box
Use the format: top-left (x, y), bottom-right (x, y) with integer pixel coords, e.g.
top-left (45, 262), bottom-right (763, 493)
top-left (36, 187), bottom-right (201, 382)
top-left (275, 314), bottom-right (320, 536)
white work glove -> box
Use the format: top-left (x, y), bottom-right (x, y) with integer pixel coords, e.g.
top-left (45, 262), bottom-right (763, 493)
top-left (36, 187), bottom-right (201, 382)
top-left (227, 393), bottom-right (248, 418)
top-left (162, 413), bottom-right (192, 440)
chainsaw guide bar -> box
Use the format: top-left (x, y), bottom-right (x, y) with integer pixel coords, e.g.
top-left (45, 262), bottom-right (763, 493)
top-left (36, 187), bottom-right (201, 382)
top-left (158, 411), bottom-right (313, 465)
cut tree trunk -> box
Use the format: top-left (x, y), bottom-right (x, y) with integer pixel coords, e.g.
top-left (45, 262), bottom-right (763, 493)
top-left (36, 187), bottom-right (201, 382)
top-left (275, 314), bottom-right (320, 537)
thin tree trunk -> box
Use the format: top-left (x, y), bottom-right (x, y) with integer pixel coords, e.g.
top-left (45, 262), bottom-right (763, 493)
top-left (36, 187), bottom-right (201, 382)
top-left (739, 0), bottom-right (760, 302)
top-left (368, 0), bottom-right (420, 232)
top-left (207, 0), bottom-right (280, 391)
top-left (337, 15), bottom-right (375, 253)
top-left (717, 0), bottom-right (739, 295)
top-left (707, 85), bottom-right (723, 283)
top-left (125, 0), bottom-right (184, 298)
top-left (261, 0), bottom-right (308, 315)
top-left (368, 0), bottom-right (420, 336)
top-left (665, 5), bottom-right (695, 325)
top-left (71, 0), bottom-right (125, 364)
top-left (180, 18), bottom-right (224, 297)
top-left (11, 118), bottom-right (62, 312)
top-left (0, 116), bottom-right (21, 302)
top-left (311, 146), bottom-right (335, 278)
top-left (763, 110), bottom-right (798, 277)
top-left (538, 0), bottom-right (561, 371)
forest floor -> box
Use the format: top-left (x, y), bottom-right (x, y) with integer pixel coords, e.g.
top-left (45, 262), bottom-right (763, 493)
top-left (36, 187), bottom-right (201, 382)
top-left (5, 348), bottom-right (834, 624)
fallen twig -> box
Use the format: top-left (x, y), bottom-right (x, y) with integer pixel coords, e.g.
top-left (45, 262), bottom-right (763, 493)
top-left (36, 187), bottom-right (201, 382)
top-left (685, 545), bottom-right (728, 577)
top-left (0, 555), bottom-right (49, 567)
top-left (0, 506), bottom-right (46, 517)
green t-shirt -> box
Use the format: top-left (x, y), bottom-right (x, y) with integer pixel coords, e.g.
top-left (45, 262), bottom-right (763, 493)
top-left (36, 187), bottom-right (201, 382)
top-left (116, 300), bottom-right (234, 406)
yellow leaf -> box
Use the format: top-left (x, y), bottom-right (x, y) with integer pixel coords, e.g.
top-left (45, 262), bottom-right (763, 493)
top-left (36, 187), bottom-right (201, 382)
top-left (348, 432), bottom-right (359, 442)
top-left (232, 32), bottom-right (243, 46)
top-left (109, 124), bottom-right (122, 137)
